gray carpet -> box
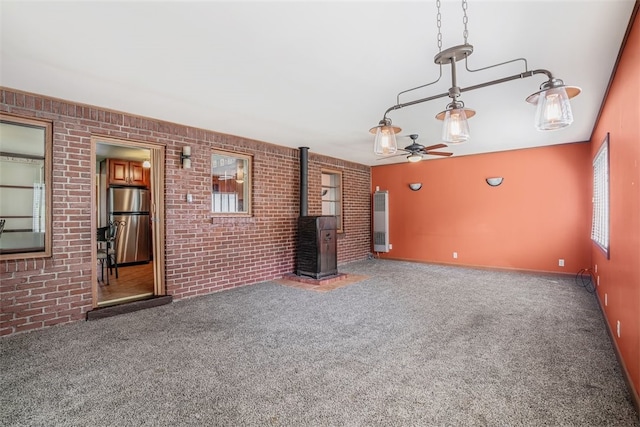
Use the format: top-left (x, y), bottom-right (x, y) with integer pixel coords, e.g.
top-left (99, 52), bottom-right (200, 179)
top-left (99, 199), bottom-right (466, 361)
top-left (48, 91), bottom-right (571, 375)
top-left (1, 260), bottom-right (638, 426)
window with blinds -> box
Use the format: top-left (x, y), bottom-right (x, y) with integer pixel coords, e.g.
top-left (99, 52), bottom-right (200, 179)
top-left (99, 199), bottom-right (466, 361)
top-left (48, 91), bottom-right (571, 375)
top-left (591, 134), bottom-right (609, 257)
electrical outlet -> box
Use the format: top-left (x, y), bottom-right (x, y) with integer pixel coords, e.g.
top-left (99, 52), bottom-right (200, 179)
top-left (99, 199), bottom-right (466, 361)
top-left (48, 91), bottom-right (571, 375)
top-left (389, 244), bottom-right (393, 250)
top-left (605, 293), bottom-right (608, 306)
top-left (558, 259), bottom-right (564, 267)
top-left (617, 321), bottom-right (621, 338)
top-left (453, 252), bottom-right (458, 259)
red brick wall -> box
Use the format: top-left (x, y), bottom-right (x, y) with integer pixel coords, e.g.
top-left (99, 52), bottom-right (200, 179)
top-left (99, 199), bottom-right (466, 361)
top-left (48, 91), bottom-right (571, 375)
top-left (307, 154), bottom-right (371, 263)
top-left (0, 88), bottom-right (371, 336)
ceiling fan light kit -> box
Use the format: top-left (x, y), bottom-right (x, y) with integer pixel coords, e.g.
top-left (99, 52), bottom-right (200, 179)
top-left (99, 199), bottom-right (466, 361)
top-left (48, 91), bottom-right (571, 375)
top-left (407, 153), bottom-right (423, 163)
top-left (372, 0), bottom-right (581, 155)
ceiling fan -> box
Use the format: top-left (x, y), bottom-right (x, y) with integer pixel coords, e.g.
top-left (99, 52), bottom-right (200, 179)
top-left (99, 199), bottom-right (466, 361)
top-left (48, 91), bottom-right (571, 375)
top-left (379, 134), bottom-right (453, 162)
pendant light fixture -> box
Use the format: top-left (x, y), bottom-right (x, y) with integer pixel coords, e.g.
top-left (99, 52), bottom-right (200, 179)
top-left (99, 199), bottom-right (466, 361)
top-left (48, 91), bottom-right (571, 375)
top-left (526, 78), bottom-right (580, 130)
top-left (436, 101), bottom-right (475, 143)
top-left (370, 117), bottom-right (401, 155)
top-left (433, 43), bottom-right (476, 144)
top-left (371, 0), bottom-right (581, 154)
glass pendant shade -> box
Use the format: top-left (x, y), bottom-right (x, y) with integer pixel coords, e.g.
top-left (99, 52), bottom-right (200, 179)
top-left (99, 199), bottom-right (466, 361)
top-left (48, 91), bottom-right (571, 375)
top-left (440, 108), bottom-right (471, 143)
top-left (372, 125), bottom-right (399, 155)
top-left (534, 87), bottom-right (573, 130)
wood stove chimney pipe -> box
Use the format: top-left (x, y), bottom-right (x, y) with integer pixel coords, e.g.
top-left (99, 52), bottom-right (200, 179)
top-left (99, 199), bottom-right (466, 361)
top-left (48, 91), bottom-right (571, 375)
top-left (299, 147), bottom-right (309, 217)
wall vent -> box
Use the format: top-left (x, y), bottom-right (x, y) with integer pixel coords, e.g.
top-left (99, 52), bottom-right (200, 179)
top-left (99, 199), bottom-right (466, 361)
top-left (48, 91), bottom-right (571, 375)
top-left (373, 190), bottom-right (389, 252)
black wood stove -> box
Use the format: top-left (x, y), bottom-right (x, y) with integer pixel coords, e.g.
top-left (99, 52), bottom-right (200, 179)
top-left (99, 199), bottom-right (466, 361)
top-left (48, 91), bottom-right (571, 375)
top-left (295, 147), bottom-right (338, 279)
top-left (297, 215), bottom-right (337, 279)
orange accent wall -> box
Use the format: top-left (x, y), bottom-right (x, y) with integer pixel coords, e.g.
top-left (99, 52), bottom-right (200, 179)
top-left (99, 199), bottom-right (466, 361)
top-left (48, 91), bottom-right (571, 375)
top-left (372, 8), bottom-right (639, 405)
top-left (371, 142), bottom-right (592, 273)
top-left (590, 9), bottom-right (639, 402)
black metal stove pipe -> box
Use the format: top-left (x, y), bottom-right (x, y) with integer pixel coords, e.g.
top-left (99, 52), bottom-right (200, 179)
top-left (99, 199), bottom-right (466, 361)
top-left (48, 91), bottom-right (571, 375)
top-left (299, 147), bottom-right (309, 217)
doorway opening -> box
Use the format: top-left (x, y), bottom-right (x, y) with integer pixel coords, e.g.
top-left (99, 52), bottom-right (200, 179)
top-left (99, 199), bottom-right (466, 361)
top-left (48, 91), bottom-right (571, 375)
top-left (91, 137), bottom-right (166, 308)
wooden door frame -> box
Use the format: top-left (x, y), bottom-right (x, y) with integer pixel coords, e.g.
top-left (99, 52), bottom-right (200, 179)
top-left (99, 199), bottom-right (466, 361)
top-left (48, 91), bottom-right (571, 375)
top-left (90, 136), bottom-right (166, 307)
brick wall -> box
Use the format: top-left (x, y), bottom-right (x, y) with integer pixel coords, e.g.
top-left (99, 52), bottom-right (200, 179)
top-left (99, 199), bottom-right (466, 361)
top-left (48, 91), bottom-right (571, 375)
top-left (0, 88), bottom-right (371, 336)
top-left (307, 154), bottom-right (371, 263)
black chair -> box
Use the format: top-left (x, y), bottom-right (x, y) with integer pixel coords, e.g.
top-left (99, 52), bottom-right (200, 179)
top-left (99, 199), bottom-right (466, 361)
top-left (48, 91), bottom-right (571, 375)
top-left (97, 221), bottom-right (124, 284)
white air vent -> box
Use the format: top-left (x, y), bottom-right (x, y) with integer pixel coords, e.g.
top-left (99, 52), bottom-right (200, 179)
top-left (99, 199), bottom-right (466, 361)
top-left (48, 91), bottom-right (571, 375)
top-left (373, 191), bottom-right (389, 252)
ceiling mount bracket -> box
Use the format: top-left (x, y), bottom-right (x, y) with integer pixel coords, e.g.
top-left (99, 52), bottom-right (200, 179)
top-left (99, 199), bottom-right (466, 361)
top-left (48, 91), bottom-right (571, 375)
top-left (434, 44), bottom-right (474, 65)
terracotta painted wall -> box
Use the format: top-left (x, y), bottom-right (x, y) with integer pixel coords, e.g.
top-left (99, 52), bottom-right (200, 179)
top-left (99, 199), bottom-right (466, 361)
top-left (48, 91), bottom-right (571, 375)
top-left (371, 143), bottom-right (592, 273)
top-left (0, 89), bottom-right (371, 336)
top-left (590, 9), bottom-right (639, 403)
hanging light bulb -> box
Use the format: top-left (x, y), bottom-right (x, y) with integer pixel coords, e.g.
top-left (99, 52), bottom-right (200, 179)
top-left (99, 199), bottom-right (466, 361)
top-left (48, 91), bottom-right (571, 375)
top-left (436, 101), bottom-right (475, 143)
top-left (441, 109), bottom-right (470, 143)
top-left (370, 118), bottom-right (401, 155)
top-left (534, 87), bottom-right (572, 130)
top-left (526, 78), bottom-right (581, 131)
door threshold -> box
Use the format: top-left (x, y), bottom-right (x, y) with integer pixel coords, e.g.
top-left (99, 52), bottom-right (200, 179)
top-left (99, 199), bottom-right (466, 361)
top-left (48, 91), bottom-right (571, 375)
top-left (97, 292), bottom-right (154, 307)
top-left (87, 295), bottom-right (172, 321)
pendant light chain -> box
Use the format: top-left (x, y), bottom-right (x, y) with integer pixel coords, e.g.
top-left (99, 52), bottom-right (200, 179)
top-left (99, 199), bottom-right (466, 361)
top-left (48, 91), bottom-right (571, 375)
top-left (436, 0), bottom-right (442, 52)
top-left (462, 0), bottom-right (469, 44)
top-left (437, 0), bottom-right (469, 49)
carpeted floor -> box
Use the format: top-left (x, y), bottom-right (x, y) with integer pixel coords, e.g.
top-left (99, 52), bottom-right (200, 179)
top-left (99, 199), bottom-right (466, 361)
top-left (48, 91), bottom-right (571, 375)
top-left (1, 259), bottom-right (638, 426)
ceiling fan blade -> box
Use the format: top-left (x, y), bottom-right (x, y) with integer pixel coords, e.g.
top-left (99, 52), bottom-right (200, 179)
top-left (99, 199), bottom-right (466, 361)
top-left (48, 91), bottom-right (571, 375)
top-left (376, 153), bottom-right (408, 160)
top-left (422, 143), bottom-right (448, 151)
top-left (425, 151), bottom-right (453, 157)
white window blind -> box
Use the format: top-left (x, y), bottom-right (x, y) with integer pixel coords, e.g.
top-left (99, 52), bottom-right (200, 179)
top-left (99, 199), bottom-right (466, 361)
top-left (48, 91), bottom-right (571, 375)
top-left (591, 135), bottom-right (609, 255)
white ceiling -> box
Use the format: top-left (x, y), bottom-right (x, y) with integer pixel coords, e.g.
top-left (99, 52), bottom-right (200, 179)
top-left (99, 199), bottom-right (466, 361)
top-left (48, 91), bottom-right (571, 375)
top-left (1, 1), bottom-right (635, 166)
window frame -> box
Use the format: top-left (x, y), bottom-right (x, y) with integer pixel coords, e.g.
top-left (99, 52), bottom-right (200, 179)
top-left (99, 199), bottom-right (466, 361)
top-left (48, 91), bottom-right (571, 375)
top-left (0, 113), bottom-right (53, 260)
top-left (591, 133), bottom-right (610, 258)
top-left (211, 149), bottom-right (252, 216)
top-left (321, 169), bottom-right (343, 233)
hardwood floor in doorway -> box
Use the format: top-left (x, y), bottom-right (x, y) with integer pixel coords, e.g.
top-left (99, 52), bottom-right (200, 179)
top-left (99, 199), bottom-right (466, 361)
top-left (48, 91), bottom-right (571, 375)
top-left (98, 262), bottom-right (154, 306)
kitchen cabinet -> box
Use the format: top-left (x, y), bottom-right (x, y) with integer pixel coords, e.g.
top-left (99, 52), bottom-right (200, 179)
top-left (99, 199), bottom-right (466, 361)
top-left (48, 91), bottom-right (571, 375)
top-left (104, 159), bottom-right (149, 187)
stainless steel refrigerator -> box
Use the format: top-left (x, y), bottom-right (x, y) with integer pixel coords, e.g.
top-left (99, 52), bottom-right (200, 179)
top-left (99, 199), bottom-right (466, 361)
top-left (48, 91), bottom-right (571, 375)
top-left (109, 187), bottom-right (151, 265)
